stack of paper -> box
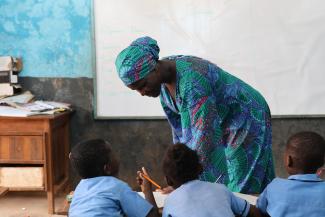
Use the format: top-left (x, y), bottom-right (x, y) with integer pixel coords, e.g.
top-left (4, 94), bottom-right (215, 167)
top-left (0, 106), bottom-right (40, 117)
top-left (34, 101), bottom-right (71, 110)
top-left (0, 91), bottom-right (71, 117)
top-left (6, 100), bottom-right (71, 112)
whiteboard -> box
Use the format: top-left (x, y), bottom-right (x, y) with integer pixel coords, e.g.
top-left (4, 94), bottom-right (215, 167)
top-left (93, 0), bottom-right (325, 118)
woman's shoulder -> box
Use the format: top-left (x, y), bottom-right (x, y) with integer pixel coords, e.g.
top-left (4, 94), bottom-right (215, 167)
top-left (163, 55), bottom-right (212, 64)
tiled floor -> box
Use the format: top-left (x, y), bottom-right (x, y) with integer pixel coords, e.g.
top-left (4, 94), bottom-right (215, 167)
top-left (0, 192), bottom-right (67, 217)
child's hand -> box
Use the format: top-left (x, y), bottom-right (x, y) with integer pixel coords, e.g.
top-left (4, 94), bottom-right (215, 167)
top-left (156, 186), bottom-right (174, 194)
top-left (136, 167), bottom-right (152, 193)
top-left (317, 167), bottom-right (325, 179)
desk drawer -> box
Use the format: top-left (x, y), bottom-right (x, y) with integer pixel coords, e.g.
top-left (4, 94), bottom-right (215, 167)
top-left (0, 166), bottom-right (44, 190)
top-left (0, 135), bottom-right (44, 163)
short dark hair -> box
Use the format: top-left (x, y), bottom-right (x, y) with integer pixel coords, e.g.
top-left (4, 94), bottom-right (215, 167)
top-left (162, 143), bottom-right (202, 185)
top-left (70, 139), bottom-right (112, 178)
top-left (286, 131), bottom-right (325, 173)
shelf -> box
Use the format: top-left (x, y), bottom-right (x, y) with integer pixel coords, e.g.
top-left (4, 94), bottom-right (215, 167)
top-left (0, 160), bottom-right (44, 164)
top-left (7, 186), bottom-right (45, 191)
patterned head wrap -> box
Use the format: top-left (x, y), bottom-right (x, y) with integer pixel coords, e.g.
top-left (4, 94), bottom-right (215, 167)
top-left (115, 36), bottom-right (160, 86)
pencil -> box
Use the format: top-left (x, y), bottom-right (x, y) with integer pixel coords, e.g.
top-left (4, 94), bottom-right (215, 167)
top-left (215, 174), bottom-right (223, 183)
top-left (141, 173), bottom-right (161, 189)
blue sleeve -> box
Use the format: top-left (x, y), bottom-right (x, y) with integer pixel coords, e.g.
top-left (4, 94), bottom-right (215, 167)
top-left (228, 191), bottom-right (250, 217)
top-left (120, 186), bottom-right (153, 217)
top-left (256, 186), bottom-right (268, 214)
top-left (162, 197), bottom-right (172, 217)
top-left (162, 205), bottom-right (169, 217)
top-left (161, 99), bottom-right (182, 143)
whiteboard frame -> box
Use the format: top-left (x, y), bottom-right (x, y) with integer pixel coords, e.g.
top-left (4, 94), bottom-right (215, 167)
top-left (92, 0), bottom-right (325, 119)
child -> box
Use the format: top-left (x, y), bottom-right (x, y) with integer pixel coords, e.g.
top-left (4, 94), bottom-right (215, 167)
top-left (257, 131), bottom-right (325, 217)
top-left (137, 143), bottom-right (261, 217)
top-left (69, 139), bottom-right (159, 217)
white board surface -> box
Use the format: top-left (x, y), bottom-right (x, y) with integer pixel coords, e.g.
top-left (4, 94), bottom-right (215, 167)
top-left (94, 0), bottom-right (325, 118)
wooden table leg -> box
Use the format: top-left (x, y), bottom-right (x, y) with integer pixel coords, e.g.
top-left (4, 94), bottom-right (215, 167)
top-left (45, 132), bottom-right (55, 214)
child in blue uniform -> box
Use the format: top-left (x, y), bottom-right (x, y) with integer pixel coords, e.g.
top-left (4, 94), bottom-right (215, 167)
top-left (257, 131), bottom-right (325, 217)
top-left (69, 139), bottom-right (159, 217)
top-left (137, 143), bottom-right (261, 217)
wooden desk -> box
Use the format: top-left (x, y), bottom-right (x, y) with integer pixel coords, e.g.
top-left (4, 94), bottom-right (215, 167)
top-left (0, 186), bottom-right (8, 196)
top-left (0, 112), bottom-right (71, 214)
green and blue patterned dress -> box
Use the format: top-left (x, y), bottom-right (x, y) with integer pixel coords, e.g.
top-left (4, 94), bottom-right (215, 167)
top-left (160, 55), bottom-right (275, 193)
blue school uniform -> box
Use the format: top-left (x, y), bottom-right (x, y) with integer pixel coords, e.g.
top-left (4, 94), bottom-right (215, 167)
top-left (162, 180), bottom-right (250, 217)
top-left (257, 174), bottom-right (325, 217)
top-left (69, 176), bottom-right (153, 217)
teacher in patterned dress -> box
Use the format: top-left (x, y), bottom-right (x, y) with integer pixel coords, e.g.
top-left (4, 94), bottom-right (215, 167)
top-left (115, 36), bottom-right (275, 193)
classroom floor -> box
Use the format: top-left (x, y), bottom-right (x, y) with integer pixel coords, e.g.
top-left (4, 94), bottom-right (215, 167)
top-left (0, 192), bottom-right (67, 217)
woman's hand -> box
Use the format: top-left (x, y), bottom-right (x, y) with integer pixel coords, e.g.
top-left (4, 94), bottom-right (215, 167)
top-left (136, 167), bottom-right (152, 194)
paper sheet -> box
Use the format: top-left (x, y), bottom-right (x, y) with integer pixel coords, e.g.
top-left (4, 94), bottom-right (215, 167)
top-left (138, 192), bottom-right (167, 208)
top-left (138, 191), bottom-right (257, 208)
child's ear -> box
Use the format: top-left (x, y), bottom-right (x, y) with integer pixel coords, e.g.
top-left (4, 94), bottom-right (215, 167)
top-left (165, 176), bottom-right (174, 187)
top-left (104, 164), bottom-right (112, 175)
top-left (104, 161), bottom-right (119, 177)
top-left (287, 155), bottom-right (293, 167)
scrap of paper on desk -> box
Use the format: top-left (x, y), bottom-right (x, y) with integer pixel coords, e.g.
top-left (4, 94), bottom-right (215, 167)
top-left (138, 192), bottom-right (167, 208)
top-left (233, 192), bottom-right (257, 205)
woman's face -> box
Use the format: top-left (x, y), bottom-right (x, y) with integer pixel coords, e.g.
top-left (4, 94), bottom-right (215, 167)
top-left (128, 69), bottom-right (162, 97)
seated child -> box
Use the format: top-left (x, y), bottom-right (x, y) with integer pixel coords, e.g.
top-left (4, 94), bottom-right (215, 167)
top-left (69, 139), bottom-right (159, 217)
top-left (257, 131), bottom-right (325, 217)
top-left (137, 143), bottom-right (260, 217)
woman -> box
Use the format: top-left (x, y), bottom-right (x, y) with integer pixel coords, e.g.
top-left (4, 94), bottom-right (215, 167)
top-left (115, 36), bottom-right (274, 193)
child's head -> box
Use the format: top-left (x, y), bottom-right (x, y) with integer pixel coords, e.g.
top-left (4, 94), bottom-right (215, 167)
top-left (162, 143), bottom-right (202, 188)
top-left (285, 131), bottom-right (325, 175)
top-left (70, 139), bottom-right (119, 179)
